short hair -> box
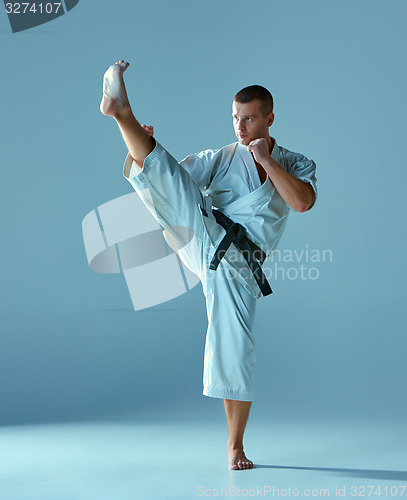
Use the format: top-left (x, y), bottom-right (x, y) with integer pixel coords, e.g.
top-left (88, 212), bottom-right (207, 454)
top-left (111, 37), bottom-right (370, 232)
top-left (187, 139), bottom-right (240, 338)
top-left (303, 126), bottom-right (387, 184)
top-left (234, 85), bottom-right (274, 115)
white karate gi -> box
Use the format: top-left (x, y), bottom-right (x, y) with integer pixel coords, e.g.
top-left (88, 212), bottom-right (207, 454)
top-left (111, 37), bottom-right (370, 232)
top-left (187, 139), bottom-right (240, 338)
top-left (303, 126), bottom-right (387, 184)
top-left (123, 137), bottom-right (317, 401)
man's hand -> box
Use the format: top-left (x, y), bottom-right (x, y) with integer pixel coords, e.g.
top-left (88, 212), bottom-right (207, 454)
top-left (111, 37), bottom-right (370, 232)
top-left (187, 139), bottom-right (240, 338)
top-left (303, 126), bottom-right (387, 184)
top-left (142, 125), bottom-right (154, 137)
top-left (247, 138), bottom-right (270, 166)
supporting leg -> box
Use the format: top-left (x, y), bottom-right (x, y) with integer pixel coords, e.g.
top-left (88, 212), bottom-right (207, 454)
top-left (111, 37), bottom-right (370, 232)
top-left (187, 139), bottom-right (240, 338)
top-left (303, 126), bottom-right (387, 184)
top-left (224, 399), bottom-right (254, 470)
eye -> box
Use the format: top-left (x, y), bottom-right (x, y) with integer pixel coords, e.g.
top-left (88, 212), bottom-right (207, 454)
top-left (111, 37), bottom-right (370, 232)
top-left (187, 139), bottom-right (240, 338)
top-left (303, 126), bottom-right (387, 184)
top-left (246, 118), bottom-right (252, 122)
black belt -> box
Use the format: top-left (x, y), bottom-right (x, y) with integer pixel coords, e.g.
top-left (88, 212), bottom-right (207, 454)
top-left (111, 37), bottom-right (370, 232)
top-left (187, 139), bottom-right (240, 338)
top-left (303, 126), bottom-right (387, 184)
top-left (200, 206), bottom-right (273, 296)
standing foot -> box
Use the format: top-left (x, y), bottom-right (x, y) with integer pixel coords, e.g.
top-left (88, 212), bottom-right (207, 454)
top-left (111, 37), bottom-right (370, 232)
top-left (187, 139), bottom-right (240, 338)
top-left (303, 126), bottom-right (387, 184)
top-left (100, 60), bottom-right (132, 119)
top-left (227, 442), bottom-right (254, 470)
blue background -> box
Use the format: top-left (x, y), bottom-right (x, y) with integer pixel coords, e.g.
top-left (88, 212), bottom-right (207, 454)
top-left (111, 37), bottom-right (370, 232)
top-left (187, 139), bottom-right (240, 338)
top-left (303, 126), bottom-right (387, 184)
top-left (0, 0), bottom-right (406, 426)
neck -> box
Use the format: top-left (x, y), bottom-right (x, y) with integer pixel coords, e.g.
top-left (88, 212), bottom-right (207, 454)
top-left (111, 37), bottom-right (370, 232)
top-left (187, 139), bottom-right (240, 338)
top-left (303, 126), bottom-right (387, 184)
top-left (267, 136), bottom-right (274, 154)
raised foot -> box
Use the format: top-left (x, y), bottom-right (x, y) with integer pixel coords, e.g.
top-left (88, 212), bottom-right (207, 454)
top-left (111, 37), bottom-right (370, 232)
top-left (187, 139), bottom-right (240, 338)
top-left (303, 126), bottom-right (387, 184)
top-left (100, 60), bottom-right (131, 118)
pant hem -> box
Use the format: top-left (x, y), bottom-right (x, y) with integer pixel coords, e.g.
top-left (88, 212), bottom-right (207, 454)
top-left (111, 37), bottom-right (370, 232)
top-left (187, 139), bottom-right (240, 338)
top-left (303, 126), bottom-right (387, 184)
top-left (203, 388), bottom-right (253, 402)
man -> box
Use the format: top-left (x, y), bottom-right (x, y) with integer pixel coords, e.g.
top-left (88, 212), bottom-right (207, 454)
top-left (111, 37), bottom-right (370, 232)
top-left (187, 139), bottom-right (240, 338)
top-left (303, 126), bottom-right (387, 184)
top-left (100, 60), bottom-right (317, 470)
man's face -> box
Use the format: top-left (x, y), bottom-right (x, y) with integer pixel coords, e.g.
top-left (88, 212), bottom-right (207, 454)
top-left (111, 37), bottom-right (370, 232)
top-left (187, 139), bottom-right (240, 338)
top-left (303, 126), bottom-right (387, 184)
top-left (232, 99), bottom-right (274, 146)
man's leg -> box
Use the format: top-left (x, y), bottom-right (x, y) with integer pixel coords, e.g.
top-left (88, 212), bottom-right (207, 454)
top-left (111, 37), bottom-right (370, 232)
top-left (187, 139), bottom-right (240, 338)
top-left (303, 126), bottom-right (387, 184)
top-left (202, 257), bottom-right (257, 470)
top-left (224, 399), bottom-right (254, 470)
top-left (100, 60), bottom-right (155, 167)
top-left (100, 59), bottom-right (207, 277)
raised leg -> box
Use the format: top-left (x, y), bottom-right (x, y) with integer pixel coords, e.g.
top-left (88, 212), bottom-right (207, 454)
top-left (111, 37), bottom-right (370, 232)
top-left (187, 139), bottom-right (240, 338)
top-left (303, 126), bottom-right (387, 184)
top-left (100, 60), bottom-right (155, 167)
top-left (100, 60), bottom-right (209, 278)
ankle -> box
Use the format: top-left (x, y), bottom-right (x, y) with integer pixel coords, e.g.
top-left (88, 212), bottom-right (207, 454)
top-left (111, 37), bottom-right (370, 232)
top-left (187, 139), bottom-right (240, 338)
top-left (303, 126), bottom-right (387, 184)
top-left (113, 105), bottom-right (133, 122)
top-left (227, 439), bottom-right (243, 450)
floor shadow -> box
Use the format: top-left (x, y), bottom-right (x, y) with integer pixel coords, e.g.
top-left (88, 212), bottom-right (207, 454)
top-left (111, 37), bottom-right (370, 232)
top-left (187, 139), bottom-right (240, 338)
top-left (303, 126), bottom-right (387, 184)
top-left (253, 464), bottom-right (407, 481)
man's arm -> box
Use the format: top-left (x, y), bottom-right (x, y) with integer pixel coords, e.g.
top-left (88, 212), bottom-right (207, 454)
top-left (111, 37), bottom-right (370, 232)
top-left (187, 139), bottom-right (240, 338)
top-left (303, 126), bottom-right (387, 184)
top-left (248, 138), bottom-right (315, 213)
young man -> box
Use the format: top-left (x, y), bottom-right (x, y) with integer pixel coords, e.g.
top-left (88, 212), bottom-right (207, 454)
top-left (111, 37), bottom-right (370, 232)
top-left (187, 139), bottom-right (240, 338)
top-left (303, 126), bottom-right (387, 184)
top-left (100, 60), bottom-right (317, 470)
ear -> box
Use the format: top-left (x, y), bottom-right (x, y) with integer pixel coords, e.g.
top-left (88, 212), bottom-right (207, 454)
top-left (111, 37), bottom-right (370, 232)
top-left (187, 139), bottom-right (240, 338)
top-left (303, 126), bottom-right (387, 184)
top-left (267, 112), bottom-right (275, 127)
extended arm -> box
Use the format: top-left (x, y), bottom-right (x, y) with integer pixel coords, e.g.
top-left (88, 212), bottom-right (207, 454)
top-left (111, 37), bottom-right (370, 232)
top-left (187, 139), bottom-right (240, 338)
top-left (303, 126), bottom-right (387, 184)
top-left (248, 138), bottom-right (315, 212)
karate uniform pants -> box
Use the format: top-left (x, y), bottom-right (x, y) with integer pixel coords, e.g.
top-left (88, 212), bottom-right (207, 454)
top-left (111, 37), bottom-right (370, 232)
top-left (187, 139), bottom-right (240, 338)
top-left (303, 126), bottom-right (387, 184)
top-left (125, 142), bottom-right (257, 401)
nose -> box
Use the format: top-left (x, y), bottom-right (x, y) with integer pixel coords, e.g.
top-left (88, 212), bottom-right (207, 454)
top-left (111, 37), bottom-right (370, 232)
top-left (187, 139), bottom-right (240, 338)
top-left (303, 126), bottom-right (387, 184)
top-left (237, 119), bottom-right (245, 131)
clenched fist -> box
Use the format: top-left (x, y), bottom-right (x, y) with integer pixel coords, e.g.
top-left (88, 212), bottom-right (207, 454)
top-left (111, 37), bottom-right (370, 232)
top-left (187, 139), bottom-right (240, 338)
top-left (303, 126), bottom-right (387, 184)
top-left (247, 138), bottom-right (270, 165)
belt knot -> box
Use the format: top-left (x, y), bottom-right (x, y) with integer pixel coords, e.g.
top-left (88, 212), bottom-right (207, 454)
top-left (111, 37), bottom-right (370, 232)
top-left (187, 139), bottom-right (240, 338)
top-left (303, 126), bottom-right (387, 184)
top-left (206, 208), bottom-right (273, 297)
top-left (234, 223), bottom-right (247, 246)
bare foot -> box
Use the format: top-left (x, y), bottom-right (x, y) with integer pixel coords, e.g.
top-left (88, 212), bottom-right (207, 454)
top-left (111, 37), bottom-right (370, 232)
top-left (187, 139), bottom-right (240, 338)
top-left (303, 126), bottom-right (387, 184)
top-left (227, 443), bottom-right (254, 470)
top-left (100, 60), bottom-right (131, 119)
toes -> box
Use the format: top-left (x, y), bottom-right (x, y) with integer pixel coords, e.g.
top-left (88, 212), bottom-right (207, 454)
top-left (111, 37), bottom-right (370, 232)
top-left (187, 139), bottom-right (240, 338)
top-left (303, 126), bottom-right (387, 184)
top-left (229, 459), bottom-right (239, 470)
top-left (109, 61), bottom-right (129, 76)
top-left (114, 60), bottom-right (129, 69)
top-left (229, 456), bottom-right (253, 471)
top-left (239, 460), bottom-right (253, 470)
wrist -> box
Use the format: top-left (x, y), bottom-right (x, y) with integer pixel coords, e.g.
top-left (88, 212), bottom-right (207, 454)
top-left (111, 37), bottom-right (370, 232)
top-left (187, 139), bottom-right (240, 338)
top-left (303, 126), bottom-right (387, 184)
top-left (261, 155), bottom-right (277, 171)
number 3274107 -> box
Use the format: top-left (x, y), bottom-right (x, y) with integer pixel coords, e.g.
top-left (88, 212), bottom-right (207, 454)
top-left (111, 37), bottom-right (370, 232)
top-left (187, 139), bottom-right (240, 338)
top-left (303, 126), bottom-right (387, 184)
top-left (5, 3), bottom-right (63, 15)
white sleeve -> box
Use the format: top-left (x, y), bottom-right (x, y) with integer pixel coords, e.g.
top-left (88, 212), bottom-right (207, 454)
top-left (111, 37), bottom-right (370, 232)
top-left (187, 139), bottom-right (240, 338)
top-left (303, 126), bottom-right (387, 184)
top-left (285, 150), bottom-right (318, 198)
